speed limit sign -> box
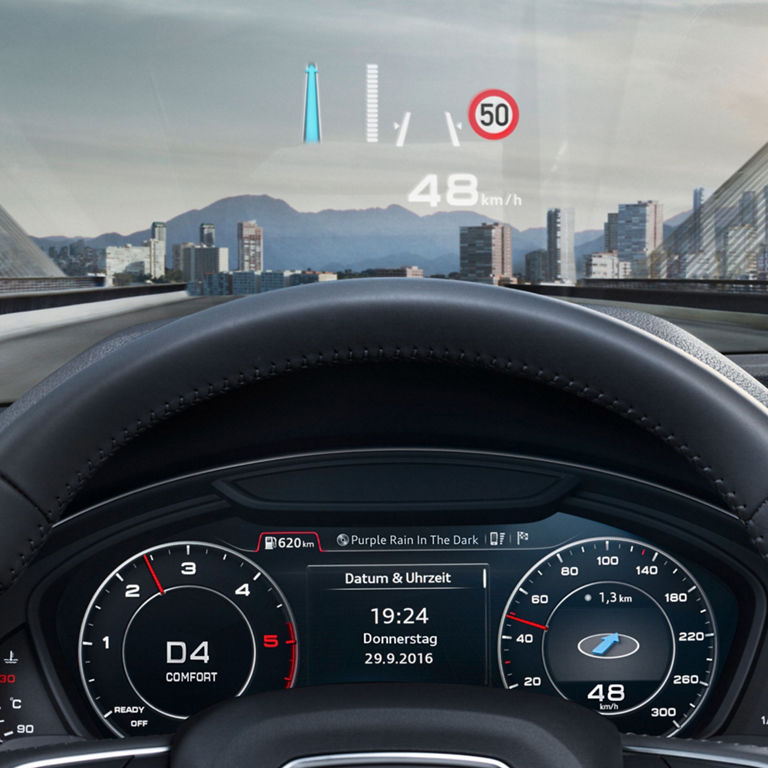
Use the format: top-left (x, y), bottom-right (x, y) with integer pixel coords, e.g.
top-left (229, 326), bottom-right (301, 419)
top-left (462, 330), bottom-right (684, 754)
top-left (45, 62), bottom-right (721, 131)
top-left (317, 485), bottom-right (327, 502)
top-left (468, 89), bottom-right (519, 140)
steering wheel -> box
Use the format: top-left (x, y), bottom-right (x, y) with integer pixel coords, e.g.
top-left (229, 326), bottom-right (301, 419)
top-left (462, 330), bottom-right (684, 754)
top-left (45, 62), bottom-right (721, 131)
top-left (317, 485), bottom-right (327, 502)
top-left (1, 278), bottom-right (768, 768)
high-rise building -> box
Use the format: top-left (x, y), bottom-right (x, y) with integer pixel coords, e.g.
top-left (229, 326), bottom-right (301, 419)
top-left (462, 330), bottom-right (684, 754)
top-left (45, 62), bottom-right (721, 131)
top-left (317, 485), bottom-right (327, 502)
top-left (172, 242), bottom-right (193, 274)
top-left (181, 245), bottom-right (228, 281)
top-left (546, 208), bottom-right (575, 284)
top-left (151, 222), bottom-right (166, 247)
top-left (739, 190), bottom-right (758, 228)
top-left (199, 223), bottom-right (215, 247)
top-left (237, 221), bottom-right (263, 272)
top-left (603, 213), bottom-right (618, 252)
top-left (459, 223), bottom-right (512, 284)
top-left (524, 249), bottom-right (549, 284)
top-left (690, 187), bottom-right (713, 255)
top-left (150, 221), bottom-right (167, 271)
top-left (145, 239), bottom-right (165, 279)
top-left (693, 187), bottom-right (712, 214)
top-left (617, 201), bottom-right (664, 270)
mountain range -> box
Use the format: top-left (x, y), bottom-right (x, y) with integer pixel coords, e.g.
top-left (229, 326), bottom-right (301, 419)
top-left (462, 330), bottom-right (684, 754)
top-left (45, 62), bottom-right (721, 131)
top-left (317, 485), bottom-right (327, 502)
top-left (32, 195), bottom-right (689, 277)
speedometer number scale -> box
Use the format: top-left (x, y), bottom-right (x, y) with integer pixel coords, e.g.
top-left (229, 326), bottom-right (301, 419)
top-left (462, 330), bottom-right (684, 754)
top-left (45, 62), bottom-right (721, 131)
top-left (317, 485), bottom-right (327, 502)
top-left (79, 542), bottom-right (297, 737)
top-left (498, 538), bottom-right (716, 736)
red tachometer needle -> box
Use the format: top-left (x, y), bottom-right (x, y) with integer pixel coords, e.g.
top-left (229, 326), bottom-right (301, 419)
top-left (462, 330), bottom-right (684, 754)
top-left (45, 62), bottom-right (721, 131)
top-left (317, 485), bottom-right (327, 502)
top-left (507, 612), bottom-right (548, 631)
top-left (143, 554), bottom-right (165, 595)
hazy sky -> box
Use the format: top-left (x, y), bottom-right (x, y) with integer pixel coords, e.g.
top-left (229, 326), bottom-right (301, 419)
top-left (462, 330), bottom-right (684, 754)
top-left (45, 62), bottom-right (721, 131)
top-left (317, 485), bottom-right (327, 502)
top-left (1, 0), bottom-right (767, 236)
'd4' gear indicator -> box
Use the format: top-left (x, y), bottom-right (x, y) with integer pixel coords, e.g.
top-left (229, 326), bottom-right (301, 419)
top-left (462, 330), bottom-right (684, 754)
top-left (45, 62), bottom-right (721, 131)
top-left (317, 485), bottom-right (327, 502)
top-left (468, 89), bottom-right (519, 140)
top-left (79, 541), bottom-right (298, 737)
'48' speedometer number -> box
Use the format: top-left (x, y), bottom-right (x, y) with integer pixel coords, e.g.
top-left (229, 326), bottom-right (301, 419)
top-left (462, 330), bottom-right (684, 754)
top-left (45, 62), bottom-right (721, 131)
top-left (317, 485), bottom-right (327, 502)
top-left (497, 537), bottom-right (716, 736)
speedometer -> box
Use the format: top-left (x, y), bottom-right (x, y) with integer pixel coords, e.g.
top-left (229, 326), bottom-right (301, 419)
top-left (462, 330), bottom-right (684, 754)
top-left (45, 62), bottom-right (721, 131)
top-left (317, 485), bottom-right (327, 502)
top-left (497, 537), bottom-right (716, 736)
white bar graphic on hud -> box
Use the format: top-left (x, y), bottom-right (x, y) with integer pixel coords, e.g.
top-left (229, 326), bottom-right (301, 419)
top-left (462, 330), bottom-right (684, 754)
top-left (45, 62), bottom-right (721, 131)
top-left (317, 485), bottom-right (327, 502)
top-left (395, 112), bottom-right (411, 147)
top-left (366, 64), bottom-right (379, 143)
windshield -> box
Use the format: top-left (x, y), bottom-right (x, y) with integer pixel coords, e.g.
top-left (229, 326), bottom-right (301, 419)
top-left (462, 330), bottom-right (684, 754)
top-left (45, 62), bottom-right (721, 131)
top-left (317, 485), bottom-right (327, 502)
top-left (1, 0), bottom-right (768, 400)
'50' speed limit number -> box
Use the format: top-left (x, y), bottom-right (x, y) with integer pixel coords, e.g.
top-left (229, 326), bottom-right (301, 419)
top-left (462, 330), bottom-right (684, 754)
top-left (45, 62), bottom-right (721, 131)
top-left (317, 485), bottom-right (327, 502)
top-left (468, 89), bottom-right (519, 140)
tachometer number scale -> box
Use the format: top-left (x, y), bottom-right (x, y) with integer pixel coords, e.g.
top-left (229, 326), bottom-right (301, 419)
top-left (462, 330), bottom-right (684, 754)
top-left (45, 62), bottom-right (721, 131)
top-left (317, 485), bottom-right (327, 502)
top-left (497, 537), bottom-right (716, 736)
top-left (79, 542), bottom-right (297, 737)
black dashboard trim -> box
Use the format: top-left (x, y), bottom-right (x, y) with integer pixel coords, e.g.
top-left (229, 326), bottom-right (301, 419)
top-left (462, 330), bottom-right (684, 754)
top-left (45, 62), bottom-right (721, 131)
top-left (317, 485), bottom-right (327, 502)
top-left (16, 448), bottom-right (764, 744)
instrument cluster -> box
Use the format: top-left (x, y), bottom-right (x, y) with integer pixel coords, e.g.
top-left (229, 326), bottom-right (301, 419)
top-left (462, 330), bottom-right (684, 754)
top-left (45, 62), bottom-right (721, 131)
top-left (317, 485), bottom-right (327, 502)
top-left (12, 451), bottom-right (764, 747)
top-left (73, 519), bottom-right (728, 738)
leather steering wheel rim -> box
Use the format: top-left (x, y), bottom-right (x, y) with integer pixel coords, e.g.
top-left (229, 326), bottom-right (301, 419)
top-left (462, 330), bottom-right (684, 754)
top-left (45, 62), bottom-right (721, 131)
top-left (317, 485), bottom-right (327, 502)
top-left (1, 278), bottom-right (768, 592)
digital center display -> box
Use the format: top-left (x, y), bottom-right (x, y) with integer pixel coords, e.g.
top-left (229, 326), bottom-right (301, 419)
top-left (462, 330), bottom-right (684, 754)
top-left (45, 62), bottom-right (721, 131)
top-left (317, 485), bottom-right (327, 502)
top-left (306, 563), bottom-right (488, 685)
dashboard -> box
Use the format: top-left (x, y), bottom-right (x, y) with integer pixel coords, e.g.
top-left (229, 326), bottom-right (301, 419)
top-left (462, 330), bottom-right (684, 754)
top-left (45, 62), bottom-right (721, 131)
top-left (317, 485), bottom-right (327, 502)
top-left (3, 448), bottom-right (768, 751)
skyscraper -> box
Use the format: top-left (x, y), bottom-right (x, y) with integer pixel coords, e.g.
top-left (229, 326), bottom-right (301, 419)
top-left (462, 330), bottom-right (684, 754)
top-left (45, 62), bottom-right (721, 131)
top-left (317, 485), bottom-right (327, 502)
top-left (151, 221), bottom-right (166, 244)
top-left (617, 201), bottom-right (664, 270)
top-left (546, 208), bottom-right (575, 284)
top-left (181, 245), bottom-right (228, 281)
top-left (524, 249), bottom-right (549, 284)
top-left (603, 213), bottom-right (618, 252)
top-left (237, 221), bottom-right (264, 272)
top-left (739, 190), bottom-right (758, 228)
top-left (691, 187), bottom-right (712, 255)
top-left (150, 221), bottom-right (167, 271)
top-left (200, 223), bottom-right (215, 247)
top-left (459, 223), bottom-right (512, 284)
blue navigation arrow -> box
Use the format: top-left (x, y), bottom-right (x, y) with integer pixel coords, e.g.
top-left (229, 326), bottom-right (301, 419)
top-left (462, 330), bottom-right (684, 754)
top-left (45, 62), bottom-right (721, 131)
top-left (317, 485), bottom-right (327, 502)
top-left (591, 633), bottom-right (620, 656)
top-left (303, 63), bottom-right (321, 144)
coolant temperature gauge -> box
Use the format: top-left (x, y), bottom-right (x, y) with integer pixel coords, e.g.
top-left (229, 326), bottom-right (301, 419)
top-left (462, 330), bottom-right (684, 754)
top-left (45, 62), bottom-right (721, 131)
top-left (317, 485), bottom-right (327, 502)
top-left (0, 633), bottom-right (66, 745)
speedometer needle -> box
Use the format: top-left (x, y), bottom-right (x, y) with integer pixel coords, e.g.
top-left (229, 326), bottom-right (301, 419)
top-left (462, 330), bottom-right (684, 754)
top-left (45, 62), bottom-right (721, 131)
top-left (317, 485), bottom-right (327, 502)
top-left (143, 554), bottom-right (165, 595)
top-left (506, 612), bottom-right (548, 631)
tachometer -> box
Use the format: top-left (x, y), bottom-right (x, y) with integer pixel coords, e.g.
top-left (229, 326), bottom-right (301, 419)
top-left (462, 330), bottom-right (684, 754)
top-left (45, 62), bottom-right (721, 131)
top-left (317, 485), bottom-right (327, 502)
top-left (497, 537), bottom-right (716, 736)
top-left (79, 541), bottom-right (297, 737)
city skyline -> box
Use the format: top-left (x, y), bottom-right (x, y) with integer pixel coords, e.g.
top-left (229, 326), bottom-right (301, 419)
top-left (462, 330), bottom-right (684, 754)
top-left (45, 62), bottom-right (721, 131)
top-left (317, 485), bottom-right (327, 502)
top-left (1, 1), bottom-right (766, 238)
top-left (18, 127), bottom-right (768, 285)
